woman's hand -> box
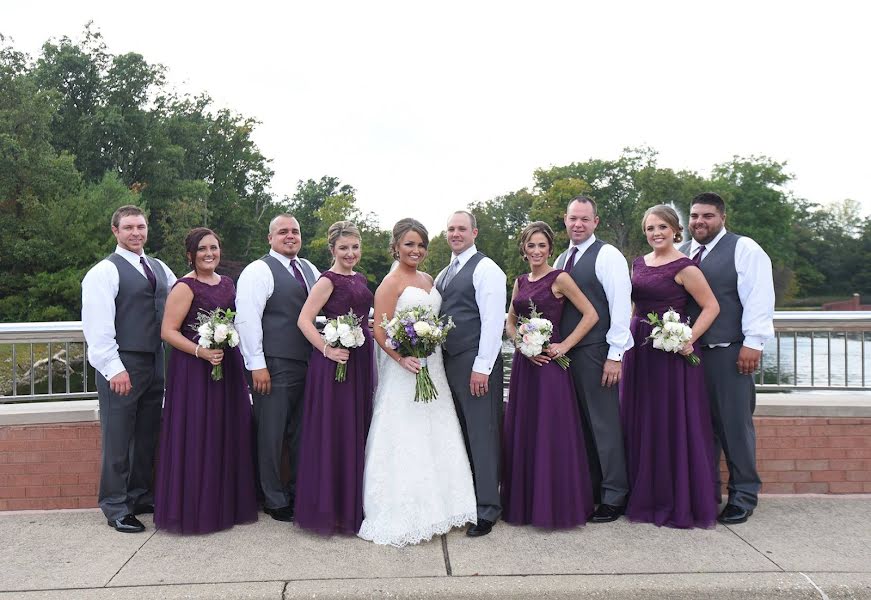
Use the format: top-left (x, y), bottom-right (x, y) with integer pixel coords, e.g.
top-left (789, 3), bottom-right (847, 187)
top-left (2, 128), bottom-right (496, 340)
top-left (678, 340), bottom-right (695, 356)
top-left (524, 352), bottom-right (551, 367)
top-left (398, 356), bottom-right (421, 374)
top-left (325, 346), bottom-right (350, 364)
top-left (546, 342), bottom-right (570, 360)
top-left (199, 347), bottom-right (224, 365)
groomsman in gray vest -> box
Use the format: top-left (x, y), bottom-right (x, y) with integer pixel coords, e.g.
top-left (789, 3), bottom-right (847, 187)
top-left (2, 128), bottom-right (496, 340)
top-left (554, 196), bottom-right (633, 523)
top-left (82, 205), bottom-right (176, 532)
top-left (681, 192), bottom-right (774, 525)
top-left (436, 211), bottom-right (507, 537)
top-left (236, 214), bottom-right (319, 522)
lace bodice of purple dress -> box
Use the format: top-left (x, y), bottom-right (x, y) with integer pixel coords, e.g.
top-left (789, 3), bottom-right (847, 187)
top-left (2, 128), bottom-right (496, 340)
top-left (320, 271), bottom-right (374, 337)
top-left (630, 256), bottom-right (696, 318)
top-left (513, 269), bottom-right (566, 343)
top-left (178, 276), bottom-right (236, 342)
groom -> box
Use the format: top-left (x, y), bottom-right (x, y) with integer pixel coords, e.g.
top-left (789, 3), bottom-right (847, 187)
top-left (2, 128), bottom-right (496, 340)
top-left (436, 211), bottom-right (507, 537)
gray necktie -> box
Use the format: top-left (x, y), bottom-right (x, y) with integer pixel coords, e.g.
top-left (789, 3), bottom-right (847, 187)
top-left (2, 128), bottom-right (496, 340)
top-left (442, 258), bottom-right (460, 288)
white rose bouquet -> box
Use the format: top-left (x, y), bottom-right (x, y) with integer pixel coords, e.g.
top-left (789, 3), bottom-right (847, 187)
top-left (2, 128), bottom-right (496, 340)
top-left (644, 308), bottom-right (700, 366)
top-left (514, 300), bottom-right (570, 369)
top-left (191, 308), bottom-right (240, 381)
top-left (322, 310), bottom-right (366, 382)
top-left (380, 305), bottom-right (455, 402)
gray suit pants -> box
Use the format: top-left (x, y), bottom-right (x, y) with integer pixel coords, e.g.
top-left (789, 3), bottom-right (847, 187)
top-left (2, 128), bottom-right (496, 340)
top-left (96, 350), bottom-right (164, 521)
top-left (444, 349), bottom-right (503, 523)
top-left (702, 344), bottom-right (761, 509)
top-left (249, 356), bottom-right (307, 510)
top-left (568, 343), bottom-right (628, 506)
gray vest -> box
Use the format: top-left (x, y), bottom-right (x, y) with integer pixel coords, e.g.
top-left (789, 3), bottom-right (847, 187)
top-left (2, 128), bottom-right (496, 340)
top-left (680, 232), bottom-right (743, 345)
top-left (557, 240), bottom-right (611, 347)
top-left (107, 253), bottom-right (168, 353)
top-left (437, 252), bottom-right (486, 357)
top-left (260, 254), bottom-right (316, 362)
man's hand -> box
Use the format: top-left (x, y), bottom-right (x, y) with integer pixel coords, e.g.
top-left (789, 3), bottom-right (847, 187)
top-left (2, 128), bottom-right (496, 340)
top-left (600, 359), bottom-right (622, 387)
top-left (737, 346), bottom-right (762, 375)
top-left (470, 371), bottom-right (489, 397)
top-left (109, 371), bottom-right (132, 396)
top-left (251, 368), bottom-right (272, 395)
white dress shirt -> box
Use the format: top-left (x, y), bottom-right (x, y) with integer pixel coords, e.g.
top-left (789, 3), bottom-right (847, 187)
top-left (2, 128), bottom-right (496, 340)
top-left (689, 228), bottom-right (775, 350)
top-left (564, 235), bottom-right (634, 362)
top-left (448, 244), bottom-right (507, 375)
top-left (235, 249), bottom-right (320, 371)
top-left (81, 246), bottom-right (177, 380)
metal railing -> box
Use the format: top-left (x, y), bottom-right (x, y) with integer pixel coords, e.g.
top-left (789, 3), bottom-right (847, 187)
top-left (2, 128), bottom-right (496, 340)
top-left (0, 322), bottom-right (96, 403)
top-left (3, 312), bottom-right (871, 403)
top-left (756, 311), bottom-right (871, 391)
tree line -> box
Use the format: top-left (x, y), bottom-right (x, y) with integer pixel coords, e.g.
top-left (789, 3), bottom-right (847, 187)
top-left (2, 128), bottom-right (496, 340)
top-left (1, 27), bottom-right (869, 323)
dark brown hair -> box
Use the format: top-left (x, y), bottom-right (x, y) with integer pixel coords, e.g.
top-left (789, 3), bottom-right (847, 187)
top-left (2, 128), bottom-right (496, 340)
top-left (185, 227), bottom-right (221, 275)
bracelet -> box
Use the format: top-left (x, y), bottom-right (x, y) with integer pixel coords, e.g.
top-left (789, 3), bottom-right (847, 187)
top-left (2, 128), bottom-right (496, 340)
top-left (323, 343), bottom-right (328, 357)
top-left (195, 346), bottom-right (200, 359)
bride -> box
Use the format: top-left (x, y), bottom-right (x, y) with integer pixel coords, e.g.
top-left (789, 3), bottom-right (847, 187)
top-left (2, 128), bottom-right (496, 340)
top-left (358, 218), bottom-right (477, 547)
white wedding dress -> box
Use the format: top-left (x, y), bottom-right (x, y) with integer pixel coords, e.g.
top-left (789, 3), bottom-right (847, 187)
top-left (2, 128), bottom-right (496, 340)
top-left (358, 286), bottom-right (477, 547)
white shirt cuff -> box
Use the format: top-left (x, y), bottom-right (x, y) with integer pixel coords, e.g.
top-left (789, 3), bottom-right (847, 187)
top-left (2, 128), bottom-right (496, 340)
top-left (245, 356), bottom-right (267, 371)
top-left (742, 337), bottom-right (766, 351)
top-left (472, 358), bottom-right (493, 375)
top-left (606, 347), bottom-right (624, 362)
top-left (104, 359), bottom-right (127, 381)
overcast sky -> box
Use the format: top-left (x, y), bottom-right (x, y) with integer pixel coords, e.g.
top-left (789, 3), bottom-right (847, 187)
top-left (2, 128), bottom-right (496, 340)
top-left (4, 1), bottom-right (869, 234)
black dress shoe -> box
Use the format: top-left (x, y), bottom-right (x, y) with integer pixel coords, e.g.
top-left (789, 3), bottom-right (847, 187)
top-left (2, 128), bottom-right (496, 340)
top-left (132, 504), bottom-right (154, 515)
top-left (107, 514), bottom-right (145, 533)
top-left (590, 504), bottom-right (625, 523)
top-left (264, 505), bottom-right (294, 522)
top-left (466, 518), bottom-right (494, 537)
top-left (718, 504), bottom-right (753, 525)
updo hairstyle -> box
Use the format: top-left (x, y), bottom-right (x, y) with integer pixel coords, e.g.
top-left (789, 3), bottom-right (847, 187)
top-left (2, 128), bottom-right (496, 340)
top-left (390, 218), bottom-right (429, 259)
top-left (642, 204), bottom-right (684, 243)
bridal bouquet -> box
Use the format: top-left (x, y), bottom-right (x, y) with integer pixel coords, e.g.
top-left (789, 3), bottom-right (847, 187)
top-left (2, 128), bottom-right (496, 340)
top-left (322, 310), bottom-right (366, 382)
top-left (515, 300), bottom-right (570, 369)
top-left (644, 308), bottom-right (700, 366)
top-left (192, 308), bottom-right (240, 381)
top-left (381, 305), bottom-right (455, 402)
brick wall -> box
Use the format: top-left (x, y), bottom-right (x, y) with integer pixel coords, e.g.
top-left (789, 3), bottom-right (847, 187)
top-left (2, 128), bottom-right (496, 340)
top-left (749, 416), bottom-right (871, 494)
top-left (0, 422), bottom-right (101, 510)
top-left (1, 416), bottom-right (870, 511)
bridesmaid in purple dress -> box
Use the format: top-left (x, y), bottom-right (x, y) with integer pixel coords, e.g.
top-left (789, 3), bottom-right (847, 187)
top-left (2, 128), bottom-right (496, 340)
top-left (294, 221), bottom-right (375, 536)
top-left (155, 228), bottom-right (258, 534)
top-left (502, 221), bottom-right (599, 528)
top-left (620, 205), bottom-right (721, 528)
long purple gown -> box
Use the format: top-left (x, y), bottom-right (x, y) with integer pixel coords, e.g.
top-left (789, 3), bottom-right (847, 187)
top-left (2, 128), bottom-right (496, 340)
top-left (502, 269), bottom-right (594, 528)
top-left (620, 256), bottom-right (718, 529)
top-left (294, 271), bottom-right (375, 536)
top-left (154, 276), bottom-right (258, 534)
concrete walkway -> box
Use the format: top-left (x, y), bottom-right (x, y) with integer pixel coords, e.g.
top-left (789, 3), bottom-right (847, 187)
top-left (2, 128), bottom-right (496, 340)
top-left (2, 496), bottom-right (870, 599)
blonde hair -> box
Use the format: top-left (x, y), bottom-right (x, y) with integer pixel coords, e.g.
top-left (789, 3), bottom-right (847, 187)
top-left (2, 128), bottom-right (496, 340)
top-left (642, 204), bottom-right (684, 243)
top-left (327, 221), bottom-right (361, 249)
top-left (518, 221), bottom-right (555, 259)
top-left (390, 218), bottom-right (429, 259)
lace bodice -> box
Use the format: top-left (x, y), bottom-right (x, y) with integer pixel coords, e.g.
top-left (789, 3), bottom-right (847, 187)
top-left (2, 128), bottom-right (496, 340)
top-left (175, 276), bottom-right (236, 342)
top-left (630, 257), bottom-right (695, 316)
top-left (512, 270), bottom-right (565, 343)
